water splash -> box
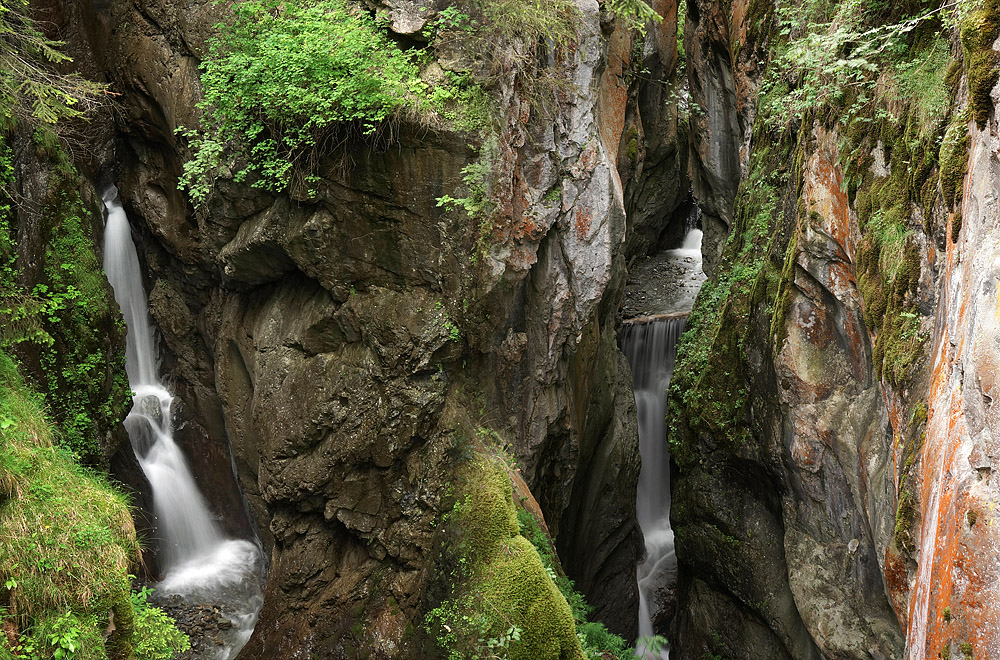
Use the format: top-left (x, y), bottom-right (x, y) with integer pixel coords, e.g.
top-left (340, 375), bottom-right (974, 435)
top-left (102, 188), bottom-right (263, 659)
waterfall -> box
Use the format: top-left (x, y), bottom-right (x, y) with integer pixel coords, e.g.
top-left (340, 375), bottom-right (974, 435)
top-left (623, 317), bottom-right (683, 658)
top-left (622, 220), bottom-right (705, 657)
top-left (102, 188), bottom-right (262, 659)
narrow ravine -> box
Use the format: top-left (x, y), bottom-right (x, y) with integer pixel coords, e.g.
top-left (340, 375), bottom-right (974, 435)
top-left (622, 224), bottom-right (704, 655)
top-left (102, 188), bottom-right (264, 660)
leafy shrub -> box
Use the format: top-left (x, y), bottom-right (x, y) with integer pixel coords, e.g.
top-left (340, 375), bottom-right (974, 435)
top-left (8, 610), bottom-right (106, 660)
top-left (130, 588), bottom-right (190, 660)
top-left (180, 0), bottom-right (426, 201)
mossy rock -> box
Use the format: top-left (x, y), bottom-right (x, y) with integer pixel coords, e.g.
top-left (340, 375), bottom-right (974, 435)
top-left (430, 456), bottom-right (586, 660)
top-left (960, 0), bottom-right (1000, 128)
top-left (894, 486), bottom-right (917, 553)
top-left (939, 121), bottom-right (970, 210)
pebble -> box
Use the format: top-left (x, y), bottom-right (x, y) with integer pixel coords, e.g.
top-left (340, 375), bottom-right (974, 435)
top-left (144, 590), bottom-right (236, 660)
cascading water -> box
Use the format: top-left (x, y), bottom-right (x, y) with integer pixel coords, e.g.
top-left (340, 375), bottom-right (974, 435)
top-left (623, 222), bottom-right (704, 657)
top-left (102, 187), bottom-right (263, 659)
top-left (624, 317), bottom-right (683, 658)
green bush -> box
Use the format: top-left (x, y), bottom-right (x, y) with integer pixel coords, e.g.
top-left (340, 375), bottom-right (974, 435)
top-left (130, 588), bottom-right (191, 660)
top-left (180, 0), bottom-right (426, 201)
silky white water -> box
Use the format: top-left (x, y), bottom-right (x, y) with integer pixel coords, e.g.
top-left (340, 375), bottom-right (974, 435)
top-left (102, 188), bottom-right (262, 659)
top-left (623, 222), bottom-right (704, 657)
top-left (624, 318), bottom-right (684, 659)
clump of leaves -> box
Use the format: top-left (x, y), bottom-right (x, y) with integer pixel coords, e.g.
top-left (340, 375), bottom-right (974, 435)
top-left (760, 0), bottom-right (954, 130)
top-left (431, 0), bottom-right (580, 118)
top-left (0, 0), bottom-right (109, 134)
top-left (179, 0), bottom-right (425, 202)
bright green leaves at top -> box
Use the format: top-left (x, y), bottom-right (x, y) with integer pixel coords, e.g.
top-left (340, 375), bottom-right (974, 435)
top-left (760, 0), bottom-right (955, 130)
top-left (605, 0), bottom-right (661, 33)
top-left (179, 0), bottom-right (426, 203)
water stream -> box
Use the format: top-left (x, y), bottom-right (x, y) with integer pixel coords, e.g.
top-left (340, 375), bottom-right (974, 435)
top-left (623, 226), bottom-right (704, 657)
top-left (102, 188), bottom-right (263, 659)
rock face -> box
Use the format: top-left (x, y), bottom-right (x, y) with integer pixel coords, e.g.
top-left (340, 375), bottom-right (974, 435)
top-left (37, 0), bottom-right (699, 653)
top-left (906, 92), bottom-right (1000, 659)
top-left (684, 0), bottom-right (743, 276)
top-left (668, 0), bottom-right (1000, 658)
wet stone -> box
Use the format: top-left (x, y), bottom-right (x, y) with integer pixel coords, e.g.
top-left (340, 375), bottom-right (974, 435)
top-left (144, 589), bottom-right (249, 660)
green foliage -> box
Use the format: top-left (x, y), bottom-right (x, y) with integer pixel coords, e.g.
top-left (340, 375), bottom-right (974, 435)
top-left (180, 0), bottom-right (426, 201)
top-left (7, 610), bottom-right (106, 660)
top-left (0, 0), bottom-right (108, 131)
top-left (605, 0), bottom-right (661, 33)
top-left (891, 35), bottom-right (951, 130)
top-left (515, 510), bottom-right (590, 624)
top-left (434, 0), bottom-right (579, 109)
top-left (0, 350), bottom-right (137, 621)
top-left (760, 0), bottom-right (951, 131)
top-left (436, 147), bottom-right (494, 222)
top-left (0, 352), bottom-right (188, 660)
top-left (0, 134), bottom-right (129, 462)
top-left (183, 0), bottom-right (582, 213)
top-left (130, 588), bottom-right (191, 660)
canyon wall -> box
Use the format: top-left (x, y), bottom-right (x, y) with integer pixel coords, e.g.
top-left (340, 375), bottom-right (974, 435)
top-left (669, 0), bottom-right (1000, 658)
top-left (26, 0), bottom-right (1000, 657)
top-left (32, 0), bottom-right (695, 654)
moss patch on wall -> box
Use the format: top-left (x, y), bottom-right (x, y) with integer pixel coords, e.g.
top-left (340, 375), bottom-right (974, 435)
top-left (426, 454), bottom-right (586, 660)
top-left (960, 0), bottom-right (1000, 128)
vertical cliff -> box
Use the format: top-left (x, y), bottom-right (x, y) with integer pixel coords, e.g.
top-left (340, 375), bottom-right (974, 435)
top-left (669, 0), bottom-right (1000, 658)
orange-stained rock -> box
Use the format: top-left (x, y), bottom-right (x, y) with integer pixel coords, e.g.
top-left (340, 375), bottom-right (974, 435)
top-left (906, 114), bottom-right (1000, 660)
top-left (511, 466), bottom-right (552, 538)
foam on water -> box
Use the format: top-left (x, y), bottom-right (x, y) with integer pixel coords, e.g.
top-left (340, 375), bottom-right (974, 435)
top-left (103, 188), bottom-right (263, 659)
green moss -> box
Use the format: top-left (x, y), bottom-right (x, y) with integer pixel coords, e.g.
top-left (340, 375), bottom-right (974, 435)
top-left (427, 456), bottom-right (585, 660)
top-left (944, 606), bottom-right (952, 623)
top-left (967, 509), bottom-right (978, 527)
top-left (875, 307), bottom-right (924, 386)
top-left (625, 138), bottom-right (638, 163)
top-left (960, 0), bottom-right (1000, 128)
top-left (944, 57), bottom-right (963, 95)
top-left (943, 646), bottom-right (951, 660)
top-left (961, 642), bottom-right (973, 659)
top-left (769, 218), bottom-right (800, 348)
top-left (894, 486), bottom-right (917, 553)
top-left (940, 121), bottom-right (970, 210)
top-left (951, 210), bottom-right (963, 244)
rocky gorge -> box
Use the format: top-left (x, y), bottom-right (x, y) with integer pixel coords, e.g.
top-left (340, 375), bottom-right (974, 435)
top-left (1, 0), bottom-right (999, 658)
